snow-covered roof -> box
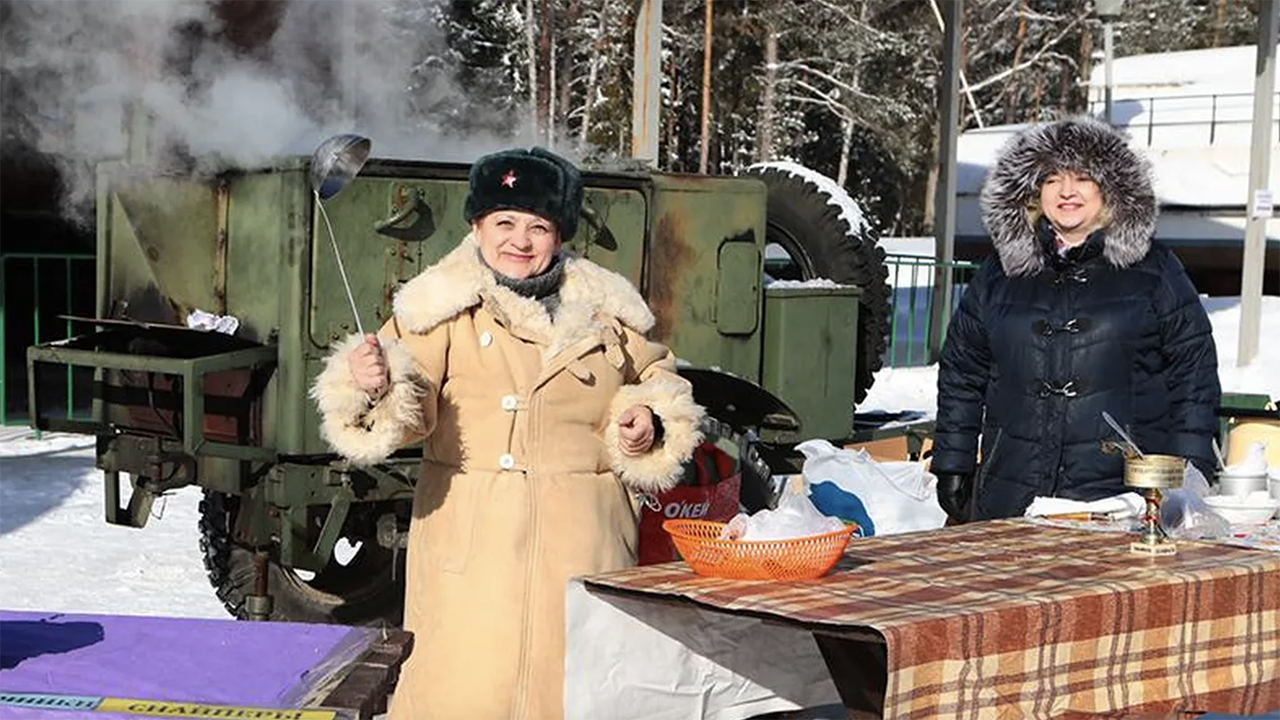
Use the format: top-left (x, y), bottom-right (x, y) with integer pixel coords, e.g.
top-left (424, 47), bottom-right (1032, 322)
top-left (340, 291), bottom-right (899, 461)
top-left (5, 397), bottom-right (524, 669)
top-left (957, 45), bottom-right (1280, 208)
top-left (957, 127), bottom-right (1280, 206)
top-left (1086, 45), bottom-right (1278, 99)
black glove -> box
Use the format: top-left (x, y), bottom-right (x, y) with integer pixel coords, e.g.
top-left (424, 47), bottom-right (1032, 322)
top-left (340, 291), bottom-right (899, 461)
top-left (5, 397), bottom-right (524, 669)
top-left (935, 472), bottom-right (974, 524)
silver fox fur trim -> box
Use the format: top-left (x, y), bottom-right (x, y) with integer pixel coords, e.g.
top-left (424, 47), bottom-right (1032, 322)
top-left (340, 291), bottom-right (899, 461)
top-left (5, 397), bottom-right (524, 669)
top-left (979, 117), bottom-right (1157, 277)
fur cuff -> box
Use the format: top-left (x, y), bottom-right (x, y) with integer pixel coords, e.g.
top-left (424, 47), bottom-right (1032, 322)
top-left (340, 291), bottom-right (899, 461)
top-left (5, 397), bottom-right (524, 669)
top-left (605, 377), bottom-right (705, 493)
top-left (309, 334), bottom-right (424, 466)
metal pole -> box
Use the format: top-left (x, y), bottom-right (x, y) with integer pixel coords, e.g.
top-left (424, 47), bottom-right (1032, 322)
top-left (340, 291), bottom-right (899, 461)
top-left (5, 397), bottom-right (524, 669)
top-left (66, 260), bottom-right (73, 420)
top-left (631, 0), bottom-right (662, 165)
top-left (927, 0), bottom-right (962, 362)
top-left (1103, 20), bottom-right (1115, 125)
top-left (1238, 0), bottom-right (1278, 367)
top-left (698, 0), bottom-right (713, 174)
top-left (0, 258), bottom-right (6, 426)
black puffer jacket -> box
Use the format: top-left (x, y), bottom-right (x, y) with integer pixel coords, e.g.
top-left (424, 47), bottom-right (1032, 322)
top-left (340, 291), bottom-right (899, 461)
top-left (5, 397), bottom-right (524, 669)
top-left (933, 118), bottom-right (1220, 520)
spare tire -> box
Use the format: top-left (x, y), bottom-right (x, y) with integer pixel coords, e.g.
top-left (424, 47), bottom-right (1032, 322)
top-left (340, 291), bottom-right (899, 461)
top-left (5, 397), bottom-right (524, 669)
top-left (744, 163), bottom-right (891, 405)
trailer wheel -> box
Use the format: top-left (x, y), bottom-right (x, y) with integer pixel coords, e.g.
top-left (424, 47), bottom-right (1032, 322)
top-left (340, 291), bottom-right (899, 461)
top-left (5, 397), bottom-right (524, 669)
top-left (199, 491), bottom-right (405, 626)
top-left (745, 163), bottom-right (891, 405)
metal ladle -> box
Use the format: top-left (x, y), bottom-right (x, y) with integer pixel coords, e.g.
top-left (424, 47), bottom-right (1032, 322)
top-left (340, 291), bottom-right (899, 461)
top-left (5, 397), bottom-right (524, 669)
top-left (310, 133), bottom-right (372, 336)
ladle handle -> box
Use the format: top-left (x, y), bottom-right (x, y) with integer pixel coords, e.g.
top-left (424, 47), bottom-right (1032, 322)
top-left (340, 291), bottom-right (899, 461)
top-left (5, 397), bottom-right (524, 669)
top-left (1102, 411), bottom-right (1144, 458)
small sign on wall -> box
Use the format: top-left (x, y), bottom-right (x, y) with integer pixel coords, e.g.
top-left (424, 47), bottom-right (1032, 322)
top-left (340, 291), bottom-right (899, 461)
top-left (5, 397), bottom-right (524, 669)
top-left (1251, 189), bottom-right (1273, 219)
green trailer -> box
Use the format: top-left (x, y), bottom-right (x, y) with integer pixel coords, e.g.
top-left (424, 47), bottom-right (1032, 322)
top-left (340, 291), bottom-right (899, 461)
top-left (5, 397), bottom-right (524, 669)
top-left (27, 150), bottom-right (914, 625)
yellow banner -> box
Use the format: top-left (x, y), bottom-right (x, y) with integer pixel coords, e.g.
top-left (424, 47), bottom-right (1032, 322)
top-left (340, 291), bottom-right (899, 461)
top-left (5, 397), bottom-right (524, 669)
top-left (95, 697), bottom-right (340, 720)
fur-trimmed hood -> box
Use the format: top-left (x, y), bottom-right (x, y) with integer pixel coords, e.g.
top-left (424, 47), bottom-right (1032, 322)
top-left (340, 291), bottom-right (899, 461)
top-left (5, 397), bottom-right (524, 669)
top-left (393, 235), bottom-right (655, 358)
top-left (979, 117), bottom-right (1158, 277)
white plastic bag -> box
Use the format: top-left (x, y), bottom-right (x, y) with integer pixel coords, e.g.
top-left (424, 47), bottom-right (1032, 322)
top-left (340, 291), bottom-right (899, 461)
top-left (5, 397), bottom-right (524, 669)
top-left (720, 477), bottom-right (846, 541)
top-left (1161, 460), bottom-right (1230, 539)
top-left (1226, 441), bottom-right (1269, 476)
top-left (796, 439), bottom-right (947, 536)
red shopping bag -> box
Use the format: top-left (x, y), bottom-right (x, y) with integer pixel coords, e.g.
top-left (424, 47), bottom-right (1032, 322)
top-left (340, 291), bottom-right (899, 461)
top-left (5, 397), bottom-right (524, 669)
top-left (636, 441), bottom-right (742, 565)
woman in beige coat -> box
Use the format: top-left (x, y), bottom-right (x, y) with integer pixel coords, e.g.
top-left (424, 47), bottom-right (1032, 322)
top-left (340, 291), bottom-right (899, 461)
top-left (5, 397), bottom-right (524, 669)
top-left (310, 147), bottom-right (704, 720)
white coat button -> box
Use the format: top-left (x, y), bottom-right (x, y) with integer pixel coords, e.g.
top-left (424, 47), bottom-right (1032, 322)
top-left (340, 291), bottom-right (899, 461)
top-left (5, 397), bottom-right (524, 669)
top-left (479, 332), bottom-right (493, 347)
top-left (501, 395), bottom-right (518, 411)
top-left (498, 453), bottom-right (515, 470)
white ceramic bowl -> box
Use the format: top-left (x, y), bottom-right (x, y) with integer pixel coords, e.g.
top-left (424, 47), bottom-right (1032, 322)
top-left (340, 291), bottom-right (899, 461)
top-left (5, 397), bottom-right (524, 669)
top-left (1205, 493), bottom-right (1280, 525)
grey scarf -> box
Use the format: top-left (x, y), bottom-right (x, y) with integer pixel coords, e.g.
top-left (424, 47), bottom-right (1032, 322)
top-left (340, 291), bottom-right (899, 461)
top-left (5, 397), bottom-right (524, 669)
top-left (487, 251), bottom-right (565, 318)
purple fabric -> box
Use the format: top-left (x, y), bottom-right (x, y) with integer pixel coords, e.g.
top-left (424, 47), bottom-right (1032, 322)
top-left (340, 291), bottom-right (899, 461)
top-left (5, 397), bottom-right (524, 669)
top-left (0, 610), bottom-right (374, 719)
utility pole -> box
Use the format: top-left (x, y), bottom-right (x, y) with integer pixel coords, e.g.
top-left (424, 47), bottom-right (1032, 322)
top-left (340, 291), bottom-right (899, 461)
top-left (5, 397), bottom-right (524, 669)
top-left (927, 0), bottom-right (962, 362)
top-left (1238, 0), bottom-right (1278, 366)
top-left (698, 0), bottom-right (713, 174)
top-left (1094, 0), bottom-right (1125, 124)
top-left (631, 0), bottom-right (662, 166)
top-left (1103, 21), bottom-right (1115, 123)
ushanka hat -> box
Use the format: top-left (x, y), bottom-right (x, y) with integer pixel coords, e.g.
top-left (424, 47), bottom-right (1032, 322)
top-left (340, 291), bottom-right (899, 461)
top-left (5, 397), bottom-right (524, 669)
top-left (464, 147), bottom-right (584, 240)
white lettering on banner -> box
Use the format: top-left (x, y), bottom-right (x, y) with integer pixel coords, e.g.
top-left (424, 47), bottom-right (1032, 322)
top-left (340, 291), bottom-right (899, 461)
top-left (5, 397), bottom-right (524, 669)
top-left (662, 501), bottom-right (710, 519)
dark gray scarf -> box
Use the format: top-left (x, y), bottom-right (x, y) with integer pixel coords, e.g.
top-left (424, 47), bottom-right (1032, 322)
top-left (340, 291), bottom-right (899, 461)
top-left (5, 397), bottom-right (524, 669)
top-left (487, 251), bottom-right (565, 318)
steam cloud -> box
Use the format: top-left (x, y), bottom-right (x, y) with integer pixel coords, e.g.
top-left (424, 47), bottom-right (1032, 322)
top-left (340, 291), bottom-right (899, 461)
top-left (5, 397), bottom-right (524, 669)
top-left (2, 0), bottom-right (538, 218)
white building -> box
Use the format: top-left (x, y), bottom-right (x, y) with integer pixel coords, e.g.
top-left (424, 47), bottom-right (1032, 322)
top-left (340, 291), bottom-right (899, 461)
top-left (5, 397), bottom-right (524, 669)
top-left (955, 45), bottom-right (1280, 295)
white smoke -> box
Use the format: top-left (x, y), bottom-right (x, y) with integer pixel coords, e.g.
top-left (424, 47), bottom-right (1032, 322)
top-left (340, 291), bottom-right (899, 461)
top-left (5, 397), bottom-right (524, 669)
top-left (2, 0), bottom-right (539, 219)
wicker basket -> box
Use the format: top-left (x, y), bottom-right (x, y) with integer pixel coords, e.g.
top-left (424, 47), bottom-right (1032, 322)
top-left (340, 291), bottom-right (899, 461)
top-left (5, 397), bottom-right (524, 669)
top-left (662, 519), bottom-right (856, 581)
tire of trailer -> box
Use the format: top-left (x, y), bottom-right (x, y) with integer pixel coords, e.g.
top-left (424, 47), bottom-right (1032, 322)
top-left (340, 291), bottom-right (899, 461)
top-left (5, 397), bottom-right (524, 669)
top-left (199, 491), bottom-right (405, 627)
top-left (744, 164), bottom-right (892, 405)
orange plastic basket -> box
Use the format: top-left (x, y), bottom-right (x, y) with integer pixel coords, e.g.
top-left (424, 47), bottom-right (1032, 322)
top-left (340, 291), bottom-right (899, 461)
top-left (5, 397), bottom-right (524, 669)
top-left (662, 519), bottom-right (856, 581)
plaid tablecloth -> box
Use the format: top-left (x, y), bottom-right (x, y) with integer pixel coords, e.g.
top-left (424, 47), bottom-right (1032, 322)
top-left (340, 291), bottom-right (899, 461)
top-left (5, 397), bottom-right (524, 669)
top-left (583, 520), bottom-right (1280, 719)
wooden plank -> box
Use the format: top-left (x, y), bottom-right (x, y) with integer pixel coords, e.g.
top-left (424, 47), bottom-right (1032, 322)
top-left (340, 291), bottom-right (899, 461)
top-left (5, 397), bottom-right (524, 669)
top-left (319, 630), bottom-right (414, 720)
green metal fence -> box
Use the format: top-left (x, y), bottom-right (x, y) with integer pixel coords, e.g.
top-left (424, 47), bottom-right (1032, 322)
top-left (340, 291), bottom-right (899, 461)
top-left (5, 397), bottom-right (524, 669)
top-left (1, 252), bottom-right (96, 426)
top-left (882, 253), bottom-right (979, 368)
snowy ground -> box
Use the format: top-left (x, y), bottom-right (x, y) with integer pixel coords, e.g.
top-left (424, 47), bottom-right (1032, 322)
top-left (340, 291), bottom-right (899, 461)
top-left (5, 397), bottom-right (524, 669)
top-left (0, 430), bottom-right (228, 619)
top-left (0, 297), bottom-right (1276, 620)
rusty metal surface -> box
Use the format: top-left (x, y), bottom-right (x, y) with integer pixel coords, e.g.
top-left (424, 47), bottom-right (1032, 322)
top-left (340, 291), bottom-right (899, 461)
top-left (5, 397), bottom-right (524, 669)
top-left (213, 178), bottom-right (229, 314)
top-left (645, 173), bottom-right (766, 383)
top-left (647, 213), bottom-right (694, 344)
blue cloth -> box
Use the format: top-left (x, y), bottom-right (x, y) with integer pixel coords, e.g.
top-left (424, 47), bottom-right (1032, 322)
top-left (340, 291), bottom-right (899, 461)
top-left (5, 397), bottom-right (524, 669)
top-left (808, 481), bottom-right (876, 537)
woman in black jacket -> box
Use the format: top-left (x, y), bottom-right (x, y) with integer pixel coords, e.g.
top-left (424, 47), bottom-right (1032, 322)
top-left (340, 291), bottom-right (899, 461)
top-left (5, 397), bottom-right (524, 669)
top-left (933, 117), bottom-right (1220, 522)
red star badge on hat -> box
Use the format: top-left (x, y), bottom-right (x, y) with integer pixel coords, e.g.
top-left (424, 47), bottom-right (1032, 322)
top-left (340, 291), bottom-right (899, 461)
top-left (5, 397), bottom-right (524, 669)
top-left (500, 170), bottom-right (518, 188)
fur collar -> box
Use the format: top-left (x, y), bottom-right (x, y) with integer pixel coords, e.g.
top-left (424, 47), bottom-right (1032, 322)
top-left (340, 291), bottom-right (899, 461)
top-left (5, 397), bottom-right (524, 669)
top-left (393, 235), bottom-right (655, 358)
top-left (979, 117), bottom-right (1157, 277)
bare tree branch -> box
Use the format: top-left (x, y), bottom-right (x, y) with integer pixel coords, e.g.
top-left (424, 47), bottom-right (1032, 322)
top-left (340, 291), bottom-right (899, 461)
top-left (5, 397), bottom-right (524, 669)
top-left (964, 9), bottom-right (1089, 94)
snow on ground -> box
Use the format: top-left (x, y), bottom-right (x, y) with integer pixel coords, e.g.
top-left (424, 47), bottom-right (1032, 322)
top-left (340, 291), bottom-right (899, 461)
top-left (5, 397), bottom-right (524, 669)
top-left (0, 429), bottom-right (228, 619)
top-left (0, 285), bottom-right (1276, 620)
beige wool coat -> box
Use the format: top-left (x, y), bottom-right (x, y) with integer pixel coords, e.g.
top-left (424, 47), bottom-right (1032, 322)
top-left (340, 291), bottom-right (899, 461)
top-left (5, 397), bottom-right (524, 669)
top-left (311, 236), bottom-right (704, 720)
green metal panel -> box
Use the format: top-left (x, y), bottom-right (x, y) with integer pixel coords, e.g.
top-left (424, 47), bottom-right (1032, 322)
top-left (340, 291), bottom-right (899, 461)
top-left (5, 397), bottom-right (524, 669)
top-left (715, 241), bottom-right (761, 335)
top-left (225, 173), bottom-right (292, 344)
top-left (105, 174), bottom-right (223, 319)
top-left (227, 167), bottom-right (304, 455)
top-left (570, 186), bottom-right (647, 286)
top-left (309, 176), bottom-right (430, 347)
top-left (761, 285), bottom-right (861, 440)
top-left (274, 164), bottom-right (318, 457)
top-left (646, 174), bottom-right (766, 382)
